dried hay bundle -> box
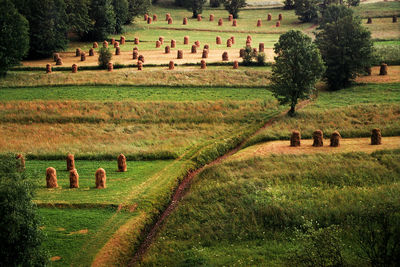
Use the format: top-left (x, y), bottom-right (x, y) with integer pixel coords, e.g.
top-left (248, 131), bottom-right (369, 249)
top-left (228, 14), bottom-right (233, 21)
top-left (137, 60), bottom-right (143, 70)
top-left (191, 45), bottom-right (197, 53)
top-left (216, 36), bottom-right (222, 44)
top-left (134, 37), bottom-right (139, 44)
top-left (156, 40), bottom-right (161, 48)
top-left (312, 130), bottom-right (323, 147)
top-left (257, 19), bottom-right (262, 27)
top-left (227, 38), bottom-right (232, 47)
top-left (168, 18), bottom-right (173, 24)
top-left (259, 43), bottom-right (264, 52)
top-left (278, 13), bottom-right (282, 20)
top-left (252, 48), bottom-right (258, 56)
top-left (138, 55), bottom-right (144, 63)
top-left (56, 57), bottom-right (63, 65)
top-left (93, 42), bottom-right (98, 48)
top-left (115, 47), bottom-right (120, 55)
top-left (144, 14), bottom-right (148, 21)
top-left (46, 64), bottom-right (52, 74)
top-left (290, 130), bottom-right (301, 147)
top-left (117, 154), bottom-right (127, 172)
top-left (46, 167), bottom-right (58, 188)
top-left (153, 14), bottom-right (157, 21)
top-left (111, 38), bottom-right (115, 45)
top-left (69, 169), bottom-right (79, 188)
top-left (232, 19), bottom-right (237, 26)
top-left (276, 21), bottom-right (281, 27)
top-left (379, 63), bottom-right (388, 75)
top-left (233, 60), bottom-right (239, 69)
top-left (165, 46), bottom-right (171, 54)
top-left (16, 154), bottom-right (25, 171)
top-left (267, 13), bottom-right (272, 21)
top-left (330, 131), bottom-right (341, 147)
top-left (147, 17), bottom-right (152, 24)
top-left (114, 41), bottom-right (119, 48)
top-left (202, 49), bottom-right (208, 58)
top-left (103, 40), bottom-right (108, 48)
top-left (67, 154), bottom-right (75, 170)
top-left (166, 13), bottom-right (171, 21)
top-left (169, 60), bottom-right (174, 70)
top-left (108, 62), bottom-right (113, 71)
top-left (197, 14), bottom-right (202, 21)
top-left (195, 40), bottom-right (200, 47)
top-left (204, 44), bottom-right (209, 50)
top-left (89, 48), bottom-right (94, 56)
top-left (76, 48), bottom-right (81, 57)
top-left (367, 17), bottom-right (372, 24)
top-left (371, 128), bottom-right (382, 145)
top-left (239, 49), bottom-right (245, 57)
top-left (133, 50), bottom-right (138, 59)
top-left (222, 51), bottom-right (229, 61)
top-left (210, 14), bottom-right (214, 21)
top-left (72, 64), bottom-right (78, 73)
top-left (200, 59), bottom-right (206, 69)
top-left (218, 18), bottom-right (223, 26)
top-left (184, 36), bottom-right (189, 44)
top-left (95, 168), bottom-right (106, 189)
top-left (53, 53), bottom-right (59, 61)
top-left (171, 39), bottom-right (176, 48)
top-left (177, 50), bottom-right (183, 59)
top-left (183, 17), bottom-right (188, 25)
top-left (120, 36), bottom-right (125, 45)
top-left (81, 52), bottom-right (86, 61)
top-left (231, 36), bottom-right (235, 44)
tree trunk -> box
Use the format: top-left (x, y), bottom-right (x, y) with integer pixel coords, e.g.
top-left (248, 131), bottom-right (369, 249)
top-left (288, 104), bottom-right (296, 116)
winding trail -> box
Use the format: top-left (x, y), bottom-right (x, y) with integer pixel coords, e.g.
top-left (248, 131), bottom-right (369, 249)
top-left (128, 100), bottom-right (311, 265)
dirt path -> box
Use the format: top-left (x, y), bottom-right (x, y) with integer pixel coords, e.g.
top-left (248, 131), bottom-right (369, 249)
top-left (128, 102), bottom-right (310, 265)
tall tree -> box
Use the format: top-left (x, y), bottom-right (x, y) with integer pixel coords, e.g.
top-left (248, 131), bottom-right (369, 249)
top-left (0, 0), bottom-right (29, 76)
top-left (315, 5), bottom-right (374, 90)
top-left (126, 0), bottom-right (151, 24)
top-left (294, 0), bottom-right (319, 22)
top-left (87, 0), bottom-right (116, 41)
top-left (223, 0), bottom-right (246, 19)
top-left (184, 0), bottom-right (207, 18)
top-left (271, 30), bottom-right (325, 116)
top-left (65, 0), bottom-right (92, 37)
top-left (113, 0), bottom-right (129, 33)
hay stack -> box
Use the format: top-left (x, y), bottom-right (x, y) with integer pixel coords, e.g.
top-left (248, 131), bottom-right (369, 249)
top-left (117, 154), bottom-right (127, 172)
top-left (191, 45), bottom-right (197, 53)
top-left (72, 64), bottom-right (78, 73)
top-left (227, 39), bottom-right (232, 47)
top-left (312, 130), bottom-right (324, 147)
top-left (89, 48), bottom-right (94, 56)
top-left (267, 13), bottom-right (272, 21)
top-left (53, 53), bottom-right (59, 61)
top-left (222, 51), bottom-right (229, 61)
top-left (69, 169), bottom-right (79, 188)
top-left (133, 47), bottom-right (138, 51)
top-left (133, 50), bottom-right (138, 59)
top-left (76, 48), bottom-right (81, 57)
top-left (103, 40), bottom-right (108, 48)
top-left (114, 41), bottom-right (119, 48)
top-left (169, 61), bottom-right (174, 70)
top-left (276, 21), bottom-right (281, 27)
top-left (233, 60), bottom-right (239, 69)
top-left (379, 63), bottom-right (388, 75)
top-left (16, 154), bottom-right (25, 171)
top-left (278, 14), bottom-right (282, 20)
top-left (177, 50), bottom-right (183, 59)
top-left (56, 58), bottom-right (63, 65)
top-left (218, 18), bottom-right (223, 26)
top-left (195, 40), bottom-right (200, 47)
top-left (147, 17), bottom-right (152, 24)
top-left (46, 64), bottom-right (52, 74)
top-left (138, 55), bottom-right (144, 63)
top-left (184, 36), bottom-right (189, 45)
top-left (120, 36), bottom-right (125, 45)
top-left (95, 168), bottom-right (106, 189)
top-left (246, 40), bottom-right (251, 47)
top-left (153, 14), bottom-right (157, 21)
top-left (166, 13), bottom-right (170, 21)
top-left (216, 36), bottom-right (222, 44)
top-left (66, 154), bottom-right (75, 171)
top-left (156, 40), bottom-right (161, 48)
top-left (257, 19), bottom-right (262, 27)
top-left (330, 131), bottom-right (341, 147)
top-left (200, 60), bottom-right (206, 69)
top-left (393, 16), bottom-right (397, 23)
top-left (259, 43), bottom-right (264, 52)
top-left (183, 17), bottom-right (188, 25)
top-left (165, 46), bottom-right (171, 54)
top-left (115, 47), bottom-right (120, 55)
top-left (229, 14), bottom-right (233, 21)
top-left (232, 19), bottom-right (237, 26)
top-left (93, 42), bottom-right (98, 48)
top-left (111, 38), bottom-right (115, 45)
top-left (204, 44), bottom-right (209, 50)
top-left (247, 35), bottom-right (252, 41)
top-left (367, 17), bottom-right (372, 24)
top-left (197, 14), bottom-right (202, 21)
top-left (137, 60), bottom-right (143, 70)
top-left (171, 39), bottom-right (176, 48)
top-left (371, 128), bottom-right (382, 145)
top-left (81, 52), bottom-right (86, 61)
top-left (108, 62), bottom-right (113, 72)
top-left (144, 14), bottom-right (148, 21)
top-left (46, 167), bottom-right (58, 188)
top-left (202, 49), bottom-right (208, 58)
top-left (239, 49), bottom-right (245, 57)
top-left (290, 131), bottom-right (301, 147)
top-left (168, 18), bottom-right (173, 24)
top-left (231, 36), bottom-right (235, 44)
top-left (210, 14), bottom-right (214, 21)
top-left (134, 37), bottom-right (139, 44)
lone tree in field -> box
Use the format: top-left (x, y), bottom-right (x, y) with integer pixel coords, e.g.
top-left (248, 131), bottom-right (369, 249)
top-left (315, 5), bottom-right (373, 90)
top-left (0, 0), bottom-right (29, 76)
top-left (98, 47), bottom-right (112, 69)
top-left (223, 0), bottom-right (247, 19)
top-left (271, 30), bottom-right (325, 116)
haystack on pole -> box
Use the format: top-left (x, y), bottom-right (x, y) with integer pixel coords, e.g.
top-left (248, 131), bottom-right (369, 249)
top-left (200, 60), bottom-right (206, 69)
top-left (56, 57), bottom-right (63, 65)
top-left (69, 169), bottom-right (79, 188)
top-left (108, 62), bottom-right (113, 72)
top-left (222, 51), bottom-right (229, 61)
top-left (115, 47), bottom-right (120, 55)
top-left (114, 41), bottom-right (119, 48)
top-left (134, 37), bottom-right (139, 44)
top-left (330, 131), bottom-right (341, 147)
top-left (290, 131), bottom-right (301, 147)
top-left (239, 49), bottom-right (245, 57)
top-left (165, 46), bottom-right (171, 54)
top-left (147, 17), bottom-right (152, 24)
top-left (111, 38), bottom-right (115, 45)
top-left (81, 52), bottom-right (86, 61)
top-left (16, 154), bottom-right (25, 171)
top-left (228, 14), bottom-right (233, 21)
top-left (156, 40), bottom-right (161, 48)
top-left (103, 40), bottom-right (109, 48)
top-left (95, 168), bottom-right (106, 189)
top-left (191, 45), bottom-right (197, 53)
top-left (89, 48), bottom-right (95, 56)
top-left (379, 63), bottom-right (388, 75)
top-left (120, 36), bottom-right (125, 45)
top-left (197, 14), bottom-right (202, 21)
top-left (257, 19), bottom-right (262, 27)
top-left (117, 154), bottom-right (127, 172)
top-left (312, 130), bottom-right (323, 147)
top-left (153, 14), bottom-right (157, 21)
top-left (367, 17), bottom-right (372, 24)
top-left (53, 53), bottom-right (59, 61)
top-left (371, 128), bottom-right (382, 145)
top-left (195, 40), bottom-right (200, 47)
top-left (230, 36), bottom-right (235, 44)
top-left (75, 48), bottom-right (81, 57)
top-left (177, 50), bottom-right (183, 59)
top-left (202, 49), bottom-right (208, 58)
top-left (133, 50), bottom-right (138, 59)
top-left (144, 14), bottom-right (148, 21)
top-left (233, 60), bottom-right (239, 69)
top-left (137, 60), bottom-right (143, 70)
top-left (46, 64), bottom-right (52, 74)
top-left (169, 61), bottom-right (175, 70)
top-left (227, 39), bottom-right (232, 47)
top-left (93, 42), bottom-right (98, 48)
top-left (138, 55), bottom-right (144, 63)
top-left (278, 13), bottom-right (283, 20)
top-left (218, 18), bottom-right (223, 26)
top-left (46, 167), bottom-right (58, 188)
top-left (184, 36), bottom-right (189, 45)
top-left (72, 64), bottom-right (78, 73)
top-left (204, 44), bottom-right (209, 50)
top-left (171, 39), bottom-right (176, 48)
top-left (66, 154), bottom-right (75, 171)
top-left (276, 21), bottom-right (281, 27)
top-left (232, 19), bottom-right (237, 26)
top-left (267, 13), bottom-right (272, 21)
top-left (168, 18), bottom-right (173, 24)
top-left (259, 43), bottom-right (264, 52)
top-left (183, 17), bottom-right (188, 25)
top-left (210, 14), bottom-right (214, 21)
top-left (216, 36), bottom-right (222, 44)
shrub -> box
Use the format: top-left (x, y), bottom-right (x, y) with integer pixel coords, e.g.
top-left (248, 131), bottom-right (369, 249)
top-left (98, 47), bottom-right (112, 69)
top-left (256, 52), bottom-right (266, 66)
top-left (373, 45), bottom-right (400, 65)
top-left (242, 46), bottom-right (253, 65)
top-left (294, 0), bottom-right (319, 23)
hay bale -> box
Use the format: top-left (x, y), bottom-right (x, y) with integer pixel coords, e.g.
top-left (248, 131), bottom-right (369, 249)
top-left (111, 38), bottom-right (115, 45)
top-left (278, 13), bottom-right (282, 20)
top-left (239, 49), bottom-right (245, 57)
top-left (93, 42), bottom-right (98, 48)
top-left (204, 44), bottom-right (209, 50)
top-left (120, 36), bottom-right (125, 45)
top-left (153, 14), bottom-right (157, 21)
top-left (312, 130), bottom-right (324, 147)
top-left (144, 14), bottom-right (148, 21)
top-left (46, 64), bottom-right (52, 74)
top-left (53, 53), bottom-right (59, 62)
top-left (379, 63), bottom-right (388, 75)
top-left (114, 41), bottom-right (119, 48)
top-left (290, 130), bottom-right (301, 147)
top-left (66, 154), bottom-right (75, 170)
top-left (134, 37), bottom-right (139, 44)
top-left (156, 40), bottom-right (161, 48)
top-left (233, 60), bottom-right (239, 69)
top-left (16, 154), bottom-right (25, 171)
top-left (103, 40), bottom-right (109, 48)
top-left (137, 60), bottom-right (143, 70)
top-left (246, 41), bottom-right (251, 47)
top-left (171, 39), bottom-right (176, 48)
top-left (138, 55), bottom-right (144, 63)
top-left (276, 21), bottom-right (280, 27)
top-left (330, 131), bottom-right (341, 147)
top-left (218, 18), bottom-right (223, 26)
top-left (222, 51), bottom-right (229, 61)
top-left (216, 36), bottom-right (222, 44)
top-left (89, 48), bottom-right (95, 56)
top-left (95, 168), bottom-right (106, 189)
top-left (184, 36), bottom-right (189, 45)
top-left (259, 43), bottom-right (264, 52)
top-left (367, 17), bottom-right (372, 24)
top-left (257, 19), bottom-right (262, 27)
top-left (195, 40), bottom-right (200, 47)
top-left (228, 14), bottom-right (233, 21)
top-left (227, 39), bottom-right (232, 47)
top-left (232, 19), bottom-right (237, 26)
top-left (202, 49), bottom-right (208, 58)
top-left (147, 17), bottom-right (152, 24)
top-left (183, 17), bottom-right (188, 25)
top-left (133, 47), bottom-right (138, 51)
top-left (200, 59), bottom-right (206, 69)
top-left (371, 128), bottom-right (382, 145)
top-left (81, 52), bottom-right (86, 61)
top-left (133, 50), bottom-right (138, 59)
top-left (168, 18), bottom-right (173, 24)
top-left (210, 14), bottom-right (214, 21)
top-left (46, 167), bottom-right (58, 188)
top-left (165, 46), bottom-right (171, 54)
top-left (247, 35), bottom-right (252, 41)
top-left (69, 169), bottom-right (79, 188)
top-left (117, 154), bottom-right (127, 172)
top-left (108, 62), bottom-right (113, 72)
top-left (393, 16), bottom-right (397, 23)
top-left (252, 48), bottom-right (258, 56)
top-left (197, 14), bottom-right (202, 21)
top-left (177, 50), bottom-right (183, 59)
top-left (231, 36), bottom-right (235, 44)
top-left (191, 45), bottom-right (197, 53)
top-left (56, 57), bottom-right (63, 65)
top-left (72, 64), bottom-right (78, 73)
top-left (76, 48), bottom-right (81, 57)
top-left (267, 13), bottom-right (272, 21)
top-left (166, 13), bottom-right (171, 21)
top-left (115, 47), bottom-right (120, 55)
top-left (169, 60), bottom-right (174, 70)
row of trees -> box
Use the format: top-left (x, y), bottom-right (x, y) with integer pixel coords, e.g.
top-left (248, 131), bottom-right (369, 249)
top-left (271, 5), bottom-right (373, 115)
top-left (175, 0), bottom-right (246, 19)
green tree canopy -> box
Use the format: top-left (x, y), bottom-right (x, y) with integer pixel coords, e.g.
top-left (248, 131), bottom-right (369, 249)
top-left (223, 0), bottom-right (246, 19)
top-left (315, 5), bottom-right (374, 90)
top-left (87, 0), bottom-right (116, 41)
top-left (184, 0), bottom-right (207, 18)
top-left (294, 0), bottom-right (319, 22)
top-left (65, 0), bottom-right (92, 37)
top-left (271, 30), bottom-right (325, 115)
top-left (126, 0), bottom-right (151, 24)
top-left (0, 0), bottom-right (29, 76)
top-left (113, 0), bottom-right (129, 33)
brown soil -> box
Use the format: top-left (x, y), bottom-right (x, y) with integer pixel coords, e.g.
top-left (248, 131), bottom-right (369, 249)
top-left (51, 256), bottom-right (62, 261)
top-left (68, 229), bottom-right (89, 235)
